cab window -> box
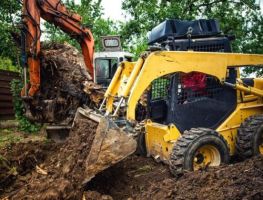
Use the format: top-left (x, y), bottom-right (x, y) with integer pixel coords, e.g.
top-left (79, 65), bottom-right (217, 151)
top-left (95, 58), bottom-right (118, 79)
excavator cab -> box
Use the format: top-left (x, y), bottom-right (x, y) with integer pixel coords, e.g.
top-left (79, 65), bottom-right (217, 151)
top-left (94, 53), bottom-right (133, 86)
top-left (94, 36), bottom-right (133, 87)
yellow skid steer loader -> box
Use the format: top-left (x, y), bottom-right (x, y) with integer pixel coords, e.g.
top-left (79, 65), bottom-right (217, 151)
top-left (82, 50), bottom-right (263, 181)
top-left (77, 20), bottom-right (263, 182)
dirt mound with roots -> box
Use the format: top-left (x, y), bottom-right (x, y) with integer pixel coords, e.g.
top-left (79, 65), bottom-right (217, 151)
top-left (24, 42), bottom-right (104, 125)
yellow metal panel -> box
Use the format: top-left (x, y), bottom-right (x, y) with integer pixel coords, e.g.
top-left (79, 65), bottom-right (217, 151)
top-left (105, 62), bottom-right (135, 113)
top-left (121, 58), bottom-right (144, 97)
top-left (145, 121), bottom-right (181, 161)
top-left (216, 101), bottom-right (263, 155)
top-left (254, 78), bottom-right (263, 90)
top-left (127, 51), bottom-right (263, 120)
top-left (163, 124), bottom-right (181, 142)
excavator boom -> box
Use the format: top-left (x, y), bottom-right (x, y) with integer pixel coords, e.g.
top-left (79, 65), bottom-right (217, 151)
top-left (21, 0), bottom-right (94, 97)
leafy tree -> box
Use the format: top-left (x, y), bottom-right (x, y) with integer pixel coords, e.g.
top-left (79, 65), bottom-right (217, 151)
top-left (0, 0), bottom-right (21, 64)
top-left (0, 57), bottom-right (20, 72)
top-left (11, 79), bottom-right (40, 133)
top-left (121, 0), bottom-right (263, 60)
top-left (44, 0), bottom-right (118, 51)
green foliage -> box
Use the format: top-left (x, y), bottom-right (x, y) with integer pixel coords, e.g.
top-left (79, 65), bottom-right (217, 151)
top-left (0, 0), bottom-right (262, 76)
top-left (0, 0), bottom-right (21, 64)
top-left (44, 0), bottom-right (118, 51)
top-left (151, 78), bottom-right (169, 99)
top-left (0, 57), bottom-right (20, 72)
top-left (121, 0), bottom-right (263, 72)
top-left (0, 130), bottom-right (22, 148)
top-left (10, 79), bottom-right (40, 133)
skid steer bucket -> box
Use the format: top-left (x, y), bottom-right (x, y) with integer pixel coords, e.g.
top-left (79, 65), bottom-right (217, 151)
top-left (74, 107), bottom-right (137, 184)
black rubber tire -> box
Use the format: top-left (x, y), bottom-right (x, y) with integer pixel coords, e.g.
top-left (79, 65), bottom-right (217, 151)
top-left (169, 128), bottom-right (230, 178)
top-left (135, 132), bottom-right (147, 156)
top-left (236, 114), bottom-right (263, 159)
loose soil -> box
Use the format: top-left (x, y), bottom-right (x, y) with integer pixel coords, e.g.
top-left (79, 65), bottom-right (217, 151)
top-left (85, 155), bottom-right (263, 200)
top-left (1, 130), bottom-right (262, 200)
top-left (0, 118), bottom-right (97, 199)
top-left (138, 155), bottom-right (263, 200)
top-left (0, 140), bottom-right (57, 195)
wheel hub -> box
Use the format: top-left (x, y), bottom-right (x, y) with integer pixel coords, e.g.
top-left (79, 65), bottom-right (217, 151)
top-left (193, 145), bottom-right (221, 170)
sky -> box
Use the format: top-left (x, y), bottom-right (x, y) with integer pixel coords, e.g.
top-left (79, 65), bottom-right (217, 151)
top-left (74, 0), bottom-right (126, 21)
top-left (101, 0), bottom-right (126, 21)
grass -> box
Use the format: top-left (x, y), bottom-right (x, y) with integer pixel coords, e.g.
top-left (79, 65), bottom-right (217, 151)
top-left (0, 127), bottom-right (47, 148)
top-left (0, 129), bottom-right (22, 148)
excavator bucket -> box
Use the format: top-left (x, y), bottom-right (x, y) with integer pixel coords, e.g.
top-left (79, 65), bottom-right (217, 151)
top-left (74, 107), bottom-right (137, 184)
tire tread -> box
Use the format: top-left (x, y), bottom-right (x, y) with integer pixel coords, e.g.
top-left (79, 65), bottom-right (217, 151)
top-left (169, 128), bottom-right (229, 178)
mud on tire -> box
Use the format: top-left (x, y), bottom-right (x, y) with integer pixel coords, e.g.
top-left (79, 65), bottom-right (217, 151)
top-left (169, 128), bottom-right (230, 178)
top-left (236, 114), bottom-right (263, 159)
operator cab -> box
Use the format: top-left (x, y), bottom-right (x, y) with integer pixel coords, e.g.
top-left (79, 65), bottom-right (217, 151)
top-left (143, 19), bottom-right (237, 131)
top-left (94, 36), bottom-right (133, 87)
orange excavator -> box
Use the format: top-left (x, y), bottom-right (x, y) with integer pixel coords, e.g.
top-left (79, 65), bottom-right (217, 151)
top-left (20, 0), bottom-right (136, 183)
top-left (21, 0), bottom-right (94, 97)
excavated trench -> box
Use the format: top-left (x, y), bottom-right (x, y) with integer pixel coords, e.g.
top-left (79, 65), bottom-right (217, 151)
top-left (1, 43), bottom-right (262, 199)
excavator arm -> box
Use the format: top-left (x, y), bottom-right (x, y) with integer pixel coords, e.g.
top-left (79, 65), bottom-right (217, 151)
top-left (21, 0), bottom-right (94, 97)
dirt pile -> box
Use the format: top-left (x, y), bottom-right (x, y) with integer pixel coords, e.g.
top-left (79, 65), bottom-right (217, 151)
top-left (0, 141), bottom-right (57, 195)
top-left (0, 118), bottom-right (97, 200)
top-left (1, 136), bottom-right (262, 200)
top-left (86, 155), bottom-right (170, 199)
top-left (138, 155), bottom-right (263, 200)
top-left (25, 43), bottom-right (104, 125)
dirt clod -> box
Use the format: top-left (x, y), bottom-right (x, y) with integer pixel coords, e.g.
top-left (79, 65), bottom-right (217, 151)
top-left (83, 191), bottom-right (113, 200)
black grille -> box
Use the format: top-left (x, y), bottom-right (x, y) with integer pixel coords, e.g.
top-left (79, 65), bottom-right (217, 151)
top-left (189, 44), bottom-right (225, 52)
top-left (150, 78), bottom-right (170, 100)
top-left (166, 72), bottom-right (237, 132)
